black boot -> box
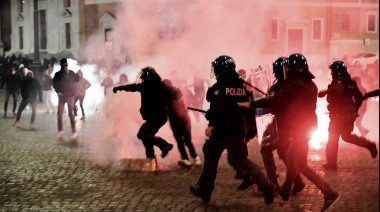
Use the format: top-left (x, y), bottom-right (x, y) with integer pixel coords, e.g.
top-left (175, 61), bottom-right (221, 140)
top-left (237, 175), bottom-right (255, 190)
top-left (321, 190), bottom-right (340, 211)
top-left (161, 143), bottom-right (174, 158)
top-left (278, 182), bottom-right (292, 201)
top-left (261, 181), bottom-right (275, 205)
top-left (367, 141), bottom-right (378, 158)
top-left (292, 179), bottom-right (306, 194)
top-left (190, 184), bottom-right (211, 202)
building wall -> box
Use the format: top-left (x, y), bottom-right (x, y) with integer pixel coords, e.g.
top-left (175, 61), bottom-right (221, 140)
top-left (4, 0), bottom-right (379, 65)
top-left (9, 0), bottom-right (81, 59)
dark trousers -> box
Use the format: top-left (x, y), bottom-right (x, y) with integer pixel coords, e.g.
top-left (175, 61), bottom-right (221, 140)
top-left (197, 125), bottom-right (269, 196)
top-left (227, 142), bottom-right (248, 174)
top-left (326, 117), bottom-right (371, 165)
top-left (57, 96), bottom-right (76, 132)
top-left (16, 98), bottom-right (37, 124)
top-left (74, 95), bottom-right (85, 117)
top-left (260, 128), bottom-right (304, 186)
top-left (137, 115), bottom-right (170, 158)
top-left (284, 137), bottom-right (333, 195)
top-left (4, 90), bottom-right (18, 113)
top-left (169, 117), bottom-right (197, 160)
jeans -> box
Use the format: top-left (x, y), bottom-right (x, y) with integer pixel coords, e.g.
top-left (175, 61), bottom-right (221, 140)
top-left (16, 98), bottom-right (37, 124)
top-left (57, 96), bottom-right (76, 132)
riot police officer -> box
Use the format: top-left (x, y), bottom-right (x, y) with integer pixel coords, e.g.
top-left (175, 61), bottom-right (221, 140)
top-left (239, 57), bottom-right (305, 194)
top-left (113, 66), bottom-right (173, 159)
top-left (318, 61), bottom-right (378, 170)
top-left (190, 55), bottom-right (275, 205)
top-left (240, 53), bottom-right (339, 212)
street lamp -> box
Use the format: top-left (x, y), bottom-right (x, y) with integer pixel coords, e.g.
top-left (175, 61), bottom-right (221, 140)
top-left (30, 0), bottom-right (42, 79)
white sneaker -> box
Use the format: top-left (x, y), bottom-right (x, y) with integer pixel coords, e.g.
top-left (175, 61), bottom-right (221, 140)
top-left (194, 156), bottom-right (202, 166)
top-left (56, 131), bottom-right (64, 138)
top-left (71, 132), bottom-right (78, 139)
top-left (178, 159), bottom-right (192, 168)
top-left (29, 124), bottom-right (35, 129)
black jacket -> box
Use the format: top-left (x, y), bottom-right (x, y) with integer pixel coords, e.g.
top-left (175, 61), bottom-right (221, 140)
top-left (206, 71), bottom-right (250, 135)
top-left (20, 77), bottom-right (42, 101)
top-left (0, 72), bottom-right (21, 91)
top-left (252, 78), bottom-right (318, 139)
top-left (52, 69), bottom-right (79, 97)
top-left (326, 76), bottom-right (363, 120)
top-left (115, 79), bottom-right (168, 120)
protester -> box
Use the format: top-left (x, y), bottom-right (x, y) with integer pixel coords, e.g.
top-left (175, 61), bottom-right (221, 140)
top-left (12, 71), bottom-right (42, 129)
top-left (52, 58), bottom-right (79, 138)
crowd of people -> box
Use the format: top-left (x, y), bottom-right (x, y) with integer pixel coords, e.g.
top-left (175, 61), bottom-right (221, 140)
top-left (0, 53), bottom-right (379, 211)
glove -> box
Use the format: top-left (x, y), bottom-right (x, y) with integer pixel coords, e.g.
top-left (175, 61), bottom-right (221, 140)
top-left (113, 87), bottom-right (119, 94)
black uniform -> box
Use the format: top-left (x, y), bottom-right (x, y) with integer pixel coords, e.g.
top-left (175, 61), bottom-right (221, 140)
top-left (255, 78), bottom-right (305, 194)
top-left (190, 56), bottom-right (274, 204)
top-left (323, 74), bottom-right (377, 168)
top-left (113, 67), bottom-right (173, 159)
top-left (269, 54), bottom-right (339, 212)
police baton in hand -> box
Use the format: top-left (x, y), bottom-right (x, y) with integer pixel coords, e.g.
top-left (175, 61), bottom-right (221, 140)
top-left (187, 107), bottom-right (206, 114)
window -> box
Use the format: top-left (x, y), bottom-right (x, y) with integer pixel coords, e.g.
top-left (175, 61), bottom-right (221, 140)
top-left (341, 14), bottom-right (350, 31)
top-left (313, 19), bottom-right (322, 40)
top-left (367, 12), bottom-right (378, 33)
top-left (65, 23), bottom-right (71, 49)
top-left (19, 27), bottom-right (23, 49)
top-left (64, 0), bottom-right (71, 8)
top-left (271, 19), bottom-right (278, 40)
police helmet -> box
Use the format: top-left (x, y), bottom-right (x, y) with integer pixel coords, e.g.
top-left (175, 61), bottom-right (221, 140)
top-left (272, 57), bottom-right (288, 80)
top-left (329, 61), bottom-right (348, 79)
top-left (211, 55), bottom-right (236, 78)
top-left (287, 53), bottom-right (315, 79)
top-left (139, 66), bottom-right (160, 81)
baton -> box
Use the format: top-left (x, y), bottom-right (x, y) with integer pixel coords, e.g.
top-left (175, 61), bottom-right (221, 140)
top-left (187, 107), bottom-right (207, 113)
top-left (240, 79), bottom-right (268, 96)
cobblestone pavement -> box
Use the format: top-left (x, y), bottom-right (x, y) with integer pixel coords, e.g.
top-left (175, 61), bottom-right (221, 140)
top-left (0, 93), bottom-right (378, 212)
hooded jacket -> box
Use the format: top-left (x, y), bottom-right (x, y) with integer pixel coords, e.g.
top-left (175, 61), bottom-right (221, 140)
top-left (20, 71), bottom-right (42, 101)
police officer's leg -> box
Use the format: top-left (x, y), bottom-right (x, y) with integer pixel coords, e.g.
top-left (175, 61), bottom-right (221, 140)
top-left (230, 137), bottom-right (275, 204)
top-left (149, 115), bottom-right (173, 158)
top-left (277, 137), bottom-right (305, 194)
top-left (260, 140), bottom-right (278, 186)
top-left (291, 138), bottom-right (336, 199)
top-left (194, 136), bottom-right (226, 199)
top-left (324, 119), bottom-right (341, 169)
top-left (341, 129), bottom-right (378, 158)
top-left (228, 151), bottom-right (247, 180)
top-left (137, 121), bottom-right (156, 158)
